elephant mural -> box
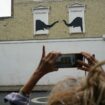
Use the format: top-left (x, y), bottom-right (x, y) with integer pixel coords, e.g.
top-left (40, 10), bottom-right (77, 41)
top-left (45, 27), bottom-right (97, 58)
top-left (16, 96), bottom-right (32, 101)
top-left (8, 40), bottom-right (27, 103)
top-left (35, 20), bottom-right (59, 31)
top-left (63, 17), bottom-right (83, 32)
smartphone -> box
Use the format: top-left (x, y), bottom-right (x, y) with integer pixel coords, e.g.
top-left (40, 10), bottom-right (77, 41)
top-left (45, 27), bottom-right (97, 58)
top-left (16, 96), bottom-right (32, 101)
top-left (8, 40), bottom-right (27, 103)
top-left (55, 53), bottom-right (84, 68)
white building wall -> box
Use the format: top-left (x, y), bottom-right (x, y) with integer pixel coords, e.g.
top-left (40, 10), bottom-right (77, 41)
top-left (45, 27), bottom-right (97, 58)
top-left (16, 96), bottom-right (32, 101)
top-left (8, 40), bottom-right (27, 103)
top-left (0, 38), bottom-right (105, 86)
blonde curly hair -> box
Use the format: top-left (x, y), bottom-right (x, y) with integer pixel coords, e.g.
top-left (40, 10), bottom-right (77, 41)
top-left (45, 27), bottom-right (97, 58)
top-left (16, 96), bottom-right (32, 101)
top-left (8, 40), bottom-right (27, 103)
top-left (48, 61), bottom-right (105, 105)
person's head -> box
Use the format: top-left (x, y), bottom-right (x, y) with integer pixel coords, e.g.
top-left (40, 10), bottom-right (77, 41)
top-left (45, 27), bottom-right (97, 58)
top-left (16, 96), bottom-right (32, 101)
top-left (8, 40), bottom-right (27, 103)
top-left (48, 77), bottom-right (84, 105)
top-left (48, 61), bottom-right (105, 105)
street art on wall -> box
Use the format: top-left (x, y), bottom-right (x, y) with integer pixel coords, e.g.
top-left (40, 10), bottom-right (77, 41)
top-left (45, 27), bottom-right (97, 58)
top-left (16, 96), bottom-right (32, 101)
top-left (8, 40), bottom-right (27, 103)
top-left (33, 6), bottom-right (58, 35)
top-left (63, 3), bottom-right (85, 34)
top-left (63, 17), bottom-right (83, 32)
top-left (33, 7), bottom-right (49, 35)
top-left (35, 20), bottom-right (59, 32)
top-left (33, 4), bottom-right (85, 35)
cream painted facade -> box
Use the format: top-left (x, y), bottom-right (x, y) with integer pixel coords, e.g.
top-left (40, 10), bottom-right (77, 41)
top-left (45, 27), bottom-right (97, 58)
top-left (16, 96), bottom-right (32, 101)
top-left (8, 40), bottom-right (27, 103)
top-left (0, 0), bottom-right (105, 88)
top-left (0, 0), bottom-right (105, 40)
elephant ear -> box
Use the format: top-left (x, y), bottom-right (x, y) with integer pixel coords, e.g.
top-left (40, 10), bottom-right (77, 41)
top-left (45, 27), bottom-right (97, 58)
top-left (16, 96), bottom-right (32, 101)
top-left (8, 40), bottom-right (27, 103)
top-left (36, 19), bottom-right (47, 31)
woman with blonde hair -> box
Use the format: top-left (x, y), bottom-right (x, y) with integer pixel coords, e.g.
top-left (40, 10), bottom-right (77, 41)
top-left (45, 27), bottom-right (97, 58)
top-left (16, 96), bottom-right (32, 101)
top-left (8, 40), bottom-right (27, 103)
top-left (48, 52), bottom-right (105, 105)
top-left (4, 46), bottom-right (105, 105)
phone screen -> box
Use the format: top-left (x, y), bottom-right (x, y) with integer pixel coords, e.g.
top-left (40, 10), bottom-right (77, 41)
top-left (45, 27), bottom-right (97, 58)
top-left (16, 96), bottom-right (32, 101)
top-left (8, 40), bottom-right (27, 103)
top-left (55, 53), bottom-right (83, 68)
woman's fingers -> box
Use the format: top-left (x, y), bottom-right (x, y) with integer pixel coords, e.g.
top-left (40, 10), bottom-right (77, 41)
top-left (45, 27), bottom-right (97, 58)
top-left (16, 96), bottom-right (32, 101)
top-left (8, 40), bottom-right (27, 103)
top-left (49, 52), bottom-right (61, 63)
top-left (46, 52), bottom-right (61, 65)
top-left (39, 46), bottom-right (46, 65)
top-left (77, 66), bottom-right (89, 71)
top-left (77, 60), bottom-right (90, 71)
top-left (77, 60), bottom-right (90, 67)
top-left (42, 45), bottom-right (45, 59)
top-left (42, 52), bottom-right (61, 72)
top-left (81, 52), bottom-right (97, 65)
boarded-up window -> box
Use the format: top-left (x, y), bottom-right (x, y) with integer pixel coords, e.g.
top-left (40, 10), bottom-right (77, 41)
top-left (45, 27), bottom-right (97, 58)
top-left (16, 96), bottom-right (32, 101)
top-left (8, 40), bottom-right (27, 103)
top-left (0, 0), bottom-right (13, 18)
top-left (68, 4), bottom-right (85, 34)
top-left (33, 7), bottom-right (49, 35)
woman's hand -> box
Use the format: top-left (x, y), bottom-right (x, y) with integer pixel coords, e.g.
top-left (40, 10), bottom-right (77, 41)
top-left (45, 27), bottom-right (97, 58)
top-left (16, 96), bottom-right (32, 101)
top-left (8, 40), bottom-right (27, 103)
top-left (20, 46), bottom-right (61, 95)
top-left (77, 52), bottom-right (98, 72)
top-left (36, 46), bottom-right (61, 75)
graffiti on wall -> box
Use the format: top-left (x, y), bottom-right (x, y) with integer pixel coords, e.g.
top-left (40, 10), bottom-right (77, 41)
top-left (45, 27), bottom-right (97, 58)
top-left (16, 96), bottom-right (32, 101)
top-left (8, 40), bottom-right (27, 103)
top-left (68, 3), bottom-right (85, 33)
top-left (33, 6), bottom-right (58, 35)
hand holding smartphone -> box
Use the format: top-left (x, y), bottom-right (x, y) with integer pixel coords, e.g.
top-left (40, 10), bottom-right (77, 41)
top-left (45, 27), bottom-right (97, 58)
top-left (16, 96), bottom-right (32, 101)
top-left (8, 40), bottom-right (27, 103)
top-left (55, 53), bottom-right (84, 68)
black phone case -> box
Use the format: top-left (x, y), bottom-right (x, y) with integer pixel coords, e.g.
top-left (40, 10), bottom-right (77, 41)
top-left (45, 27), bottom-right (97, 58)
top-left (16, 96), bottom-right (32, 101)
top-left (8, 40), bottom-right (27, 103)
top-left (55, 53), bottom-right (83, 68)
